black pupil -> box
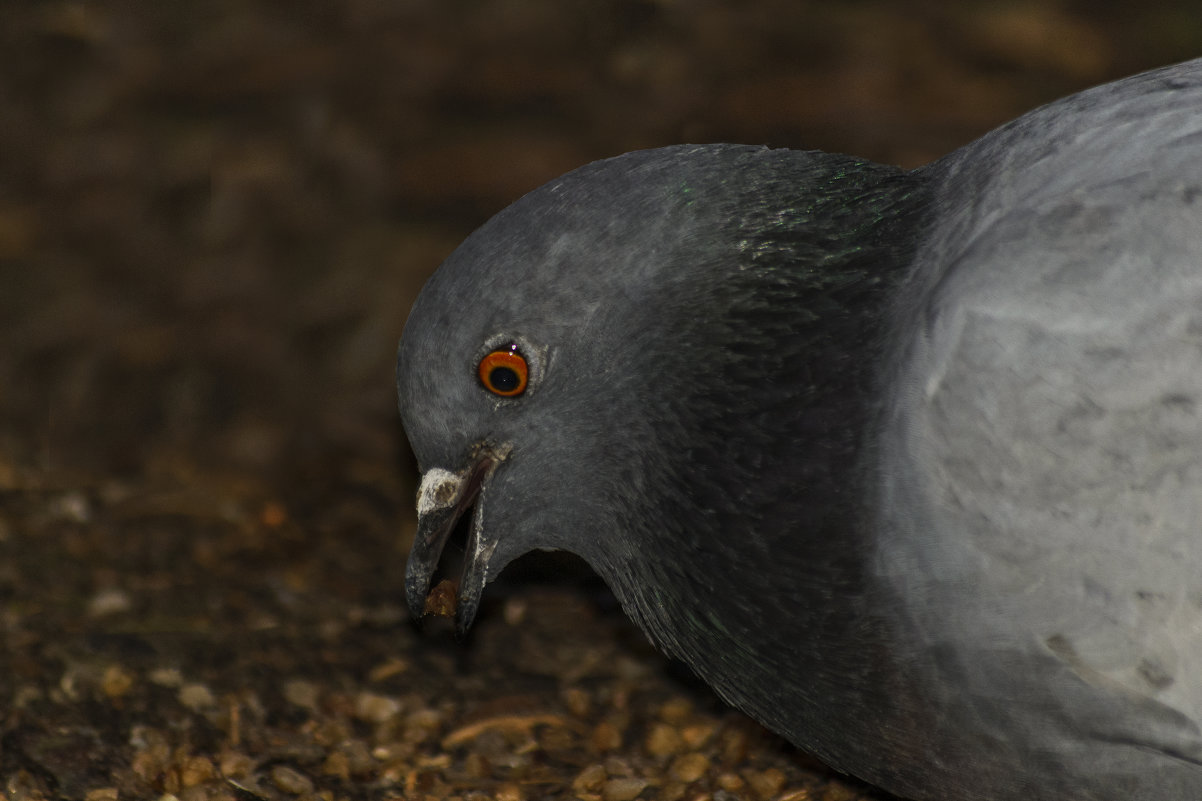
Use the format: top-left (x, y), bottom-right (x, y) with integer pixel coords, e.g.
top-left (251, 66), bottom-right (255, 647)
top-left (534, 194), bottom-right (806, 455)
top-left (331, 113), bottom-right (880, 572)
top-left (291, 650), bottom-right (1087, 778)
top-left (489, 366), bottom-right (520, 392)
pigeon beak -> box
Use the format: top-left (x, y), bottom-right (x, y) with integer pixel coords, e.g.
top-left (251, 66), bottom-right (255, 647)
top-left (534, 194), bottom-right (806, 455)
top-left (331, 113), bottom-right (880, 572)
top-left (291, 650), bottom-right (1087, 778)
top-left (405, 447), bottom-right (506, 635)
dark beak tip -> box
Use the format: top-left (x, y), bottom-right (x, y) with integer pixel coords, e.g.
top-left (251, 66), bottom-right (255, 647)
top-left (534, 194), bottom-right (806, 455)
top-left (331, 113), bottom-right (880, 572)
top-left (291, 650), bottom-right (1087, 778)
top-left (406, 600), bottom-right (427, 624)
top-left (408, 453), bottom-right (500, 636)
top-left (403, 569), bottom-right (433, 622)
top-left (453, 618), bottom-right (470, 641)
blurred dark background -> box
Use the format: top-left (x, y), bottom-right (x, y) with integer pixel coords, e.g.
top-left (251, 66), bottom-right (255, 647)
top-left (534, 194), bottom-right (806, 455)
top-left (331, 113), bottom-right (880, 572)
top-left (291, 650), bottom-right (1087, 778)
top-left (0, 3), bottom-right (1199, 800)
top-left (4, 0), bottom-right (1199, 484)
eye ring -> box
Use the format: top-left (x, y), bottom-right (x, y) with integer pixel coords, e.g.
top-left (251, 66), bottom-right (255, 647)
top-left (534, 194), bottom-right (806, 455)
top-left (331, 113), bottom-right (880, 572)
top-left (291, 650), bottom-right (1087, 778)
top-left (478, 346), bottom-right (529, 397)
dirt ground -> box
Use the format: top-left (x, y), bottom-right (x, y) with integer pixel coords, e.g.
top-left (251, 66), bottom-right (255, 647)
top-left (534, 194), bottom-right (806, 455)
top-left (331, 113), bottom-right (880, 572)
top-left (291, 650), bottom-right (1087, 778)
top-left (2, 3), bottom-right (1199, 800)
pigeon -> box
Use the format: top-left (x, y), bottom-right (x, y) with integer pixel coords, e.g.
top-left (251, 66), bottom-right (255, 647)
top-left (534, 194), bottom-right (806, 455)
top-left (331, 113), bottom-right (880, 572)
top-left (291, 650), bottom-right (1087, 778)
top-left (396, 58), bottom-right (1202, 801)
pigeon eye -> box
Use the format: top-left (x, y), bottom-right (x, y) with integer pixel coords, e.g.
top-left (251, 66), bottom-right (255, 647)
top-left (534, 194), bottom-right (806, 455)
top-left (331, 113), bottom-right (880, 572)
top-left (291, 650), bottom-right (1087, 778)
top-left (478, 346), bottom-right (528, 397)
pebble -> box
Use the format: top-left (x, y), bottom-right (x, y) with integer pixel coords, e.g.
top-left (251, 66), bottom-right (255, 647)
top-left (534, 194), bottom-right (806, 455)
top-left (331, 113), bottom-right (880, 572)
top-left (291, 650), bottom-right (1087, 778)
top-left (602, 777), bottom-right (649, 801)
top-left (503, 597), bottom-right (529, 625)
top-left (669, 752), bottom-right (710, 783)
top-left (83, 790), bottom-right (118, 801)
top-left (149, 667), bottom-right (183, 687)
top-left (368, 656), bottom-right (410, 682)
top-left (464, 751), bottom-right (491, 779)
top-left (283, 678), bottom-right (321, 711)
top-left (645, 722), bottom-right (682, 757)
top-left (173, 755), bottom-right (215, 791)
top-left (562, 685), bottom-right (591, 717)
top-left (658, 697), bottom-right (693, 724)
top-left (178, 683), bottom-right (216, 712)
top-left (101, 664), bottom-right (134, 699)
top-left (680, 722), bottom-right (716, 749)
top-left (50, 491), bottom-right (91, 523)
top-left (219, 750), bottom-right (254, 780)
top-left (354, 691), bottom-right (402, 723)
top-left (719, 728), bottom-right (749, 765)
top-left (270, 765), bottom-right (314, 795)
top-left (716, 772), bottom-right (745, 792)
top-left (744, 767), bottom-right (787, 799)
top-left (573, 763), bottom-right (608, 794)
top-left (493, 782), bottom-right (524, 801)
top-left (819, 784), bottom-right (860, 801)
top-left (88, 587), bottom-right (133, 617)
top-left (592, 719), bottom-right (623, 752)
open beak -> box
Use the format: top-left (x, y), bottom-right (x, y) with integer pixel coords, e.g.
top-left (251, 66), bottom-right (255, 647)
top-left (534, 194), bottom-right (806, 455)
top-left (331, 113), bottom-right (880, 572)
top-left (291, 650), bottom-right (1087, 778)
top-left (404, 448), bottom-right (505, 634)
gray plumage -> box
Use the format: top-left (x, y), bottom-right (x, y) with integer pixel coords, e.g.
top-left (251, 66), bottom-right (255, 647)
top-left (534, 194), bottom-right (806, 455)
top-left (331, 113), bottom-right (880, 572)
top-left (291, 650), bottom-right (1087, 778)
top-left (396, 59), bottom-right (1202, 800)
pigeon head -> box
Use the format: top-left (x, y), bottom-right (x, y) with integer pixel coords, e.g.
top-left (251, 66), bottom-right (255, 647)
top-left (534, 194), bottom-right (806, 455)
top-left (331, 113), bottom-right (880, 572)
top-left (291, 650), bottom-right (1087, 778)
top-left (398, 140), bottom-right (928, 647)
top-left (397, 143), bottom-right (931, 756)
top-left (397, 146), bottom-right (720, 629)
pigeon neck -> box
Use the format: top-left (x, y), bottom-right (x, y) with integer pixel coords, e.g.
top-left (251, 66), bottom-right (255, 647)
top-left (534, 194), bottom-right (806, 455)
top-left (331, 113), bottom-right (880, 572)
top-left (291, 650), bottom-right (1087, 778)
top-left (612, 154), bottom-right (936, 772)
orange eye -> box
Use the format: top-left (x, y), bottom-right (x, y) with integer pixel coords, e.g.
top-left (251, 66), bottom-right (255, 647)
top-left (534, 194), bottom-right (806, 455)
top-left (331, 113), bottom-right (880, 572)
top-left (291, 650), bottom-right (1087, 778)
top-left (478, 347), bottom-right (528, 397)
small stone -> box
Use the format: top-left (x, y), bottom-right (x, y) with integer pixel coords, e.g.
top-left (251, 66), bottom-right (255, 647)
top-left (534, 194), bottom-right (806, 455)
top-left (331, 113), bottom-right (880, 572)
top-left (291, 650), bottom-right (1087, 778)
top-left (669, 753), bottom-right (710, 783)
top-left (354, 691), bottom-right (402, 723)
top-left (539, 723), bottom-right (577, 753)
top-left (178, 683), bottom-right (216, 712)
top-left (84, 789), bottom-right (118, 801)
top-left (367, 657), bottom-right (410, 682)
top-left (322, 751), bottom-right (350, 781)
top-left (744, 767), bottom-right (786, 799)
top-left (573, 763), bottom-right (608, 794)
top-left (88, 587), bottom-right (133, 617)
top-left (269, 765), bottom-right (314, 795)
top-left (259, 500), bottom-right (288, 528)
top-left (778, 788), bottom-right (815, 800)
top-left (644, 722), bottom-right (682, 757)
top-left (604, 757), bottom-right (635, 778)
top-left (659, 781), bottom-right (689, 801)
top-left (592, 720), bottom-right (623, 752)
top-left (149, 668), bottom-right (183, 687)
top-left (418, 753), bottom-right (453, 770)
top-left (502, 597), bottom-right (528, 625)
top-left (129, 732), bottom-right (171, 784)
top-left (424, 578), bottom-right (459, 617)
top-left (464, 751), bottom-right (491, 779)
top-left (614, 657), bottom-right (649, 682)
top-left (820, 784), bottom-right (857, 801)
top-left (716, 772), bottom-right (745, 792)
top-left (602, 777), bottom-right (649, 801)
top-left (658, 697), bottom-right (693, 724)
top-left (283, 679), bottom-right (321, 711)
top-left (719, 728), bottom-right (749, 765)
top-left (562, 686), bottom-right (591, 717)
top-left (493, 782), bottom-right (524, 801)
top-left (680, 722), bottom-right (716, 749)
top-left (50, 491), bottom-right (91, 523)
top-left (338, 739), bottom-right (375, 776)
top-left (101, 665), bottom-right (134, 699)
top-left (219, 750), bottom-right (253, 780)
top-left (405, 706), bottom-right (443, 737)
top-left (177, 755), bottom-right (214, 789)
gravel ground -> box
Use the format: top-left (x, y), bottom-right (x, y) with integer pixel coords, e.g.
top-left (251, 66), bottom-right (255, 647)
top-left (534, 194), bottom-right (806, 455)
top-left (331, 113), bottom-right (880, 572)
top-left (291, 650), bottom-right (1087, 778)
top-left (2, 2), bottom-right (1199, 800)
